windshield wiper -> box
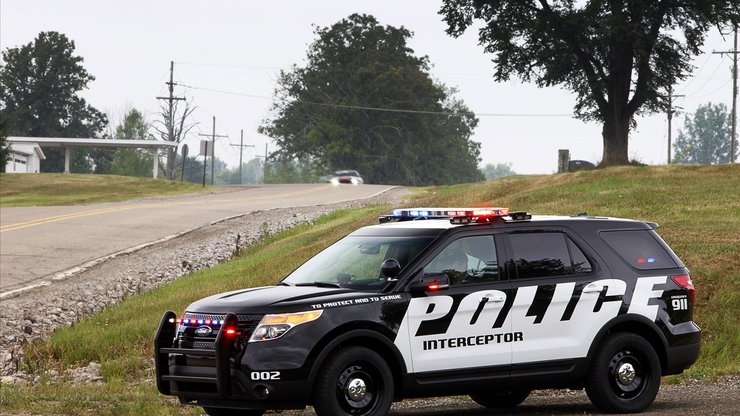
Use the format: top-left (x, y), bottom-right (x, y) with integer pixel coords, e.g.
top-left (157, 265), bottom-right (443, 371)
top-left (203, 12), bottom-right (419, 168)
top-left (295, 282), bottom-right (342, 288)
top-left (276, 281), bottom-right (293, 286)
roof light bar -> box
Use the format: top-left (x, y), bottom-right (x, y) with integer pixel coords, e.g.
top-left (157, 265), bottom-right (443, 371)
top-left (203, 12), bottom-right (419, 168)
top-left (450, 208), bottom-right (509, 224)
top-left (379, 207), bottom-right (522, 224)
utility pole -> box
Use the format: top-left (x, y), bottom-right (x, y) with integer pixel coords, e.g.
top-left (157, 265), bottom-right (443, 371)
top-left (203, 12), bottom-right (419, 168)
top-left (198, 117), bottom-right (227, 185)
top-left (254, 143), bottom-right (269, 184)
top-left (713, 23), bottom-right (738, 163)
top-left (666, 86), bottom-right (684, 164)
top-left (230, 129), bottom-right (255, 184)
top-left (156, 61), bottom-right (185, 178)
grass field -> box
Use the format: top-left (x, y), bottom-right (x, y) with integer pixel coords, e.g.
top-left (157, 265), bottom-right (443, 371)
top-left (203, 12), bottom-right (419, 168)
top-left (1, 164), bottom-right (738, 415)
top-left (0, 173), bottom-right (208, 207)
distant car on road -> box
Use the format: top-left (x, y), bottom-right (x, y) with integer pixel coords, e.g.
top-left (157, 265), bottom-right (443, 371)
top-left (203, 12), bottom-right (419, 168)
top-left (331, 170), bottom-right (364, 185)
top-left (569, 160), bottom-right (596, 171)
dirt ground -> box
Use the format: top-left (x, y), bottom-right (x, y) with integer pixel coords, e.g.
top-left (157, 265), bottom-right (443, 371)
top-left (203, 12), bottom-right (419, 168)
top-left (262, 376), bottom-right (738, 416)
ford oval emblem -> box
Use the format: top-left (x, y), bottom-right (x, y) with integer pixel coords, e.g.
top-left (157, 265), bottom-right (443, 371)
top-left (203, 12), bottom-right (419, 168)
top-left (195, 326), bottom-right (213, 336)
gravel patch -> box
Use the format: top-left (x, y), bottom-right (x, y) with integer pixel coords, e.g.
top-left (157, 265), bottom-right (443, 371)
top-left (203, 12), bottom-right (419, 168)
top-left (0, 188), bottom-right (407, 381)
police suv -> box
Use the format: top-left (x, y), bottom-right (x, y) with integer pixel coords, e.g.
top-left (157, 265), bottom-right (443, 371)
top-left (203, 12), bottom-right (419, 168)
top-left (155, 207), bottom-right (700, 416)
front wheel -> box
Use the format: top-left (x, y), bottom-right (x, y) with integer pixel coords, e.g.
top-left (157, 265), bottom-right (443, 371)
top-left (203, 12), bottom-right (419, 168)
top-left (313, 346), bottom-right (394, 416)
top-left (586, 332), bottom-right (661, 413)
top-left (469, 389), bottom-right (530, 408)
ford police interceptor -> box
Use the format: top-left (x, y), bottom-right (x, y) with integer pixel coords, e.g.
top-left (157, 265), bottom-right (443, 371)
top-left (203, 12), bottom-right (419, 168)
top-left (154, 207), bottom-right (700, 416)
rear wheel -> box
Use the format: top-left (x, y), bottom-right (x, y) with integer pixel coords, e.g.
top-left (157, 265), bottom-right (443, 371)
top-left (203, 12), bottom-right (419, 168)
top-left (313, 346), bottom-right (394, 416)
top-left (586, 332), bottom-right (661, 413)
top-left (202, 407), bottom-right (264, 416)
top-left (469, 389), bottom-right (530, 408)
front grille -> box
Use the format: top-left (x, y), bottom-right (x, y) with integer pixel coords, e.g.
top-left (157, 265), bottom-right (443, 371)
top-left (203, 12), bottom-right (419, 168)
top-left (175, 312), bottom-right (262, 350)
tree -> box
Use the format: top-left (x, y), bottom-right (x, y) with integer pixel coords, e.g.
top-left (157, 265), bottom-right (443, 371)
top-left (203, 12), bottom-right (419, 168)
top-left (0, 31), bottom-right (108, 172)
top-left (440, 1), bottom-right (736, 166)
top-left (153, 97), bottom-right (197, 180)
top-left (264, 157), bottom-right (322, 184)
top-left (0, 118), bottom-right (10, 172)
top-left (482, 162), bottom-right (515, 179)
top-left (260, 14), bottom-right (484, 186)
top-left (110, 108), bottom-right (155, 177)
top-left (673, 103), bottom-right (731, 164)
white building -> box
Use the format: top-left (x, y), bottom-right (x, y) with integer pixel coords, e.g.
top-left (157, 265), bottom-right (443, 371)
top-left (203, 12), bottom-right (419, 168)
top-left (5, 142), bottom-right (46, 173)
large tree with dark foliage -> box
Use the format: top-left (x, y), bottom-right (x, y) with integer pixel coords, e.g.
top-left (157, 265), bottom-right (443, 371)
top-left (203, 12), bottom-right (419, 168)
top-left (440, 0), bottom-right (736, 165)
top-left (0, 31), bottom-right (107, 172)
top-left (260, 14), bottom-right (483, 186)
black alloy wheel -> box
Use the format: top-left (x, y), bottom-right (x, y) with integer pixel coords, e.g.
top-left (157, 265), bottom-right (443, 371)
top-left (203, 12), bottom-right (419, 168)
top-left (314, 346), bottom-right (394, 416)
top-left (586, 332), bottom-right (661, 413)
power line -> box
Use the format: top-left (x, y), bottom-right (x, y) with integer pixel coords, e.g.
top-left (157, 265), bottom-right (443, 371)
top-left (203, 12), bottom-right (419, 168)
top-left (178, 83), bottom-right (574, 118)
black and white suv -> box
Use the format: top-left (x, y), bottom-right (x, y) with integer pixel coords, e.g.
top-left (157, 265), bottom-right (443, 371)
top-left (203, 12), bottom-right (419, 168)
top-left (155, 207), bottom-right (700, 415)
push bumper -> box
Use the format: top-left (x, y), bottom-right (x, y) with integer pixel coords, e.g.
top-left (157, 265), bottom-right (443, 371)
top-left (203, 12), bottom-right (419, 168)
top-left (154, 311), bottom-right (308, 411)
top-left (154, 311), bottom-right (239, 396)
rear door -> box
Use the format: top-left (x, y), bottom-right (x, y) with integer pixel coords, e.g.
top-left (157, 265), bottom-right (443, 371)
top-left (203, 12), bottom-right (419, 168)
top-left (503, 229), bottom-right (623, 364)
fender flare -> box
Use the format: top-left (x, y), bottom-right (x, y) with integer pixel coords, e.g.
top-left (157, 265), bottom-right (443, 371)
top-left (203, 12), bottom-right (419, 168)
top-left (585, 314), bottom-right (669, 367)
top-left (307, 326), bottom-right (408, 386)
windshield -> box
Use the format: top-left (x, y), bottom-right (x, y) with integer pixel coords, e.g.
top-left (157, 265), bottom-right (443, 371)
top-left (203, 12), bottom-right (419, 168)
top-left (282, 235), bottom-right (434, 290)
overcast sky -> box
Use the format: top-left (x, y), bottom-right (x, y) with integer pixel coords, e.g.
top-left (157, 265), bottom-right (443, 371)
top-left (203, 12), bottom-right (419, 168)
top-left (2, 1), bottom-right (736, 174)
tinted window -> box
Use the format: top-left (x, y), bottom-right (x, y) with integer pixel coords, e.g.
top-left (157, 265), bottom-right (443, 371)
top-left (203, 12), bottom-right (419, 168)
top-left (424, 235), bottom-right (499, 285)
top-left (567, 237), bottom-right (593, 274)
top-left (509, 232), bottom-right (592, 278)
top-left (601, 230), bottom-right (679, 270)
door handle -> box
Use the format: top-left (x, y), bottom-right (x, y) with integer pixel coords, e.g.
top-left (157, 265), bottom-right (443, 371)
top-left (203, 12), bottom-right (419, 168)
top-left (483, 293), bottom-right (505, 302)
top-left (583, 284), bottom-right (606, 293)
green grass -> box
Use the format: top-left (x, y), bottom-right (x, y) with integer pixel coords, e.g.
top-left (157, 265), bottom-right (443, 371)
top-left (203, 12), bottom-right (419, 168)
top-left (2, 164), bottom-right (738, 415)
top-left (0, 173), bottom-right (208, 207)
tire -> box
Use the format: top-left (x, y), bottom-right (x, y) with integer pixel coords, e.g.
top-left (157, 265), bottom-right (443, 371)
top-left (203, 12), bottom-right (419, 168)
top-left (585, 332), bottom-right (661, 413)
top-left (313, 346), bottom-right (394, 416)
top-left (470, 389), bottom-right (530, 408)
top-left (202, 407), bottom-right (264, 416)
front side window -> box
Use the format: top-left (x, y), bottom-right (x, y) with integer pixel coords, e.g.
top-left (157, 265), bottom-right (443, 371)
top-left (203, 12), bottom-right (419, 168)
top-left (509, 232), bottom-right (593, 279)
top-left (423, 235), bottom-right (499, 285)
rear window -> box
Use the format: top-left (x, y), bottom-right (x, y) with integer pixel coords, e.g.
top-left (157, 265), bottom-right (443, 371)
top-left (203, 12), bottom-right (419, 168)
top-left (600, 229), bottom-right (679, 270)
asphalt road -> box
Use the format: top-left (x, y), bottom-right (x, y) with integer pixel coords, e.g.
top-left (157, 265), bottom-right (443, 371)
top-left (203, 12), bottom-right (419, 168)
top-left (0, 183), bottom-right (395, 297)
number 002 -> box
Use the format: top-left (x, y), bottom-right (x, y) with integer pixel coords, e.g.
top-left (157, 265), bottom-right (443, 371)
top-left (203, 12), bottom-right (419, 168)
top-left (251, 371), bottom-right (280, 380)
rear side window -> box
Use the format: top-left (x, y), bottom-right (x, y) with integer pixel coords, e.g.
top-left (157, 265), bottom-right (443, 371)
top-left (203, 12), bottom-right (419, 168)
top-left (600, 230), bottom-right (679, 270)
top-left (508, 232), bottom-right (593, 279)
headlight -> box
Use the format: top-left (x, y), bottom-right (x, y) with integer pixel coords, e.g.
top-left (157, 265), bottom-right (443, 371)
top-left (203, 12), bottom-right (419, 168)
top-left (249, 310), bottom-right (323, 342)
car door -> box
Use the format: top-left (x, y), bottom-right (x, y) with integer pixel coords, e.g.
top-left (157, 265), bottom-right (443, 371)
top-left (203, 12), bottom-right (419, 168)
top-left (503, 229), bottom-right (621, 365)
top-left (397, 233), bottom-right (513, 374)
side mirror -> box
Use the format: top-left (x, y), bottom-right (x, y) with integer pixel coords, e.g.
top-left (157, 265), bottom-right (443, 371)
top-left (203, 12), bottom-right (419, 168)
top-left (381, 258), bottom-right (401, 279)
top-left (408, 273), bottom-right (450, 295)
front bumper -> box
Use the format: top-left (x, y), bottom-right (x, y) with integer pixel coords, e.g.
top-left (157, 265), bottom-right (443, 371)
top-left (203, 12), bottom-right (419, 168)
top-left (154, 311), bottom-right (308, 411)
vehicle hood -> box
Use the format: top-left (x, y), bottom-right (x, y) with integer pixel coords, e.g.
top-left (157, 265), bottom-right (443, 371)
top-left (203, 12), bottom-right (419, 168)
top-left (186, 285), bottom-right (366, 314)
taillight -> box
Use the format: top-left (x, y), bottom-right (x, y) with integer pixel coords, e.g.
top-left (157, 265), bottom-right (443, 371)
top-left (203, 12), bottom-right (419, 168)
top-left (671, 274), bottom-right (695, 304)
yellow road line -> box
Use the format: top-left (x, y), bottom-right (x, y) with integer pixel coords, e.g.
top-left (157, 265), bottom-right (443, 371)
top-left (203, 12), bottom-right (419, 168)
top-left (0, 206), bottom-right (136, 233)
top-left (0, 185), bottom-right (335, 233)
